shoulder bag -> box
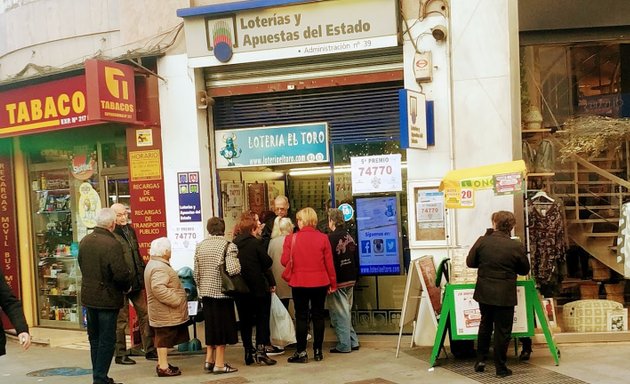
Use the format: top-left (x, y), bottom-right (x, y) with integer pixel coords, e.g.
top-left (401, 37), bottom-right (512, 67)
top-left (218, 241), bottom-right (249, 296)
top-left (281, 234), bottom-right (297, 282)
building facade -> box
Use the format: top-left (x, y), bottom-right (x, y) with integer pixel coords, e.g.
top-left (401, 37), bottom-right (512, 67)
top-left (4, 0), bottom-right (580, 343)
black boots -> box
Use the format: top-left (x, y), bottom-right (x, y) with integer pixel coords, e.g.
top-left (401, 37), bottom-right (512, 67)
top-left (313, 348), bottom-right (323, 361)
top-left (244, 348), bottom-right (255, 365)
top-left (254, 345), bottom-right (277, 365)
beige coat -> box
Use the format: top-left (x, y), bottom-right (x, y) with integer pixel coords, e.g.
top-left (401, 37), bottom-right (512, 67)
top-left (144, 256), bottom-right (188, 327)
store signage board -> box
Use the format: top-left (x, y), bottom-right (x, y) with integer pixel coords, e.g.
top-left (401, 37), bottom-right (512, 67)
top-left (127, 126), bottom-right (168, 263)
top-left (399, 89), bottom-right (428, 149)
top-left (429, 280), bottom-right (560, 367)
top-left (0, 60), bottom-right (138, 138)
top-left (0, 141), bottom-right (21, 331)
top-left (214, 122), bottom-right (329, 169)
top-left (355, 195), bottom-right (401, 275)
top-left (350, 154), bottom-right (402, 195)
top-left (181, 0), bottom-right (398, 67)
top-left (85, 59), bottom-right (137, 123)
top-left (451, 285), bottom-right (528, 336)
top-left (177, 171), bottom-right (202, 222)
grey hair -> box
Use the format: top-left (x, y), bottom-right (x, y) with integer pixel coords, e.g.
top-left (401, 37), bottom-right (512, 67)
top-left (95, 208), bottom-right (116, 228)
top-left (277, 217), bottom-right (294, 236)
top-left (149, 237), bottom-right (171, 257)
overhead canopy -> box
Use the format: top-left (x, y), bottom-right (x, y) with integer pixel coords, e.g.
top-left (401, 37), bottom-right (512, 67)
top-left (439, 160), bottom-right (527, 208)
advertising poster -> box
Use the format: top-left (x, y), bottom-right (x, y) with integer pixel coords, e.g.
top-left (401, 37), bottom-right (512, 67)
top-left (177, 171), bottom-right (201, 222)
top-left (351, 154), bottom-right (402, 195)
top-left (453, 286), bottom-right (528, 336)
top-left (355, 195), bottom-right (400, 275)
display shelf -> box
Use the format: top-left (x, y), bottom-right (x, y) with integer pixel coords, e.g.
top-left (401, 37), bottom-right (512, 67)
top-left (31, 166), bottom-right (81, 329)
top-left (528, 172), bottom-right (555, 177)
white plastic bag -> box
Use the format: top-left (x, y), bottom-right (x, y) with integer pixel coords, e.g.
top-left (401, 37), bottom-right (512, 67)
top-left (270, 293), bottom-right (296, 346)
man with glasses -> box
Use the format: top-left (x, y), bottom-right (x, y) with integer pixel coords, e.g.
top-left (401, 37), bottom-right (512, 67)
top-left (111, 203), bottom-right (157, 364)
top-left (261, 195), bottom-right (292, 249)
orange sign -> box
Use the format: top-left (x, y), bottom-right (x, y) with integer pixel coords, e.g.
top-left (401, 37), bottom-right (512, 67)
top-left (85, 59), bottom-right (137, 123)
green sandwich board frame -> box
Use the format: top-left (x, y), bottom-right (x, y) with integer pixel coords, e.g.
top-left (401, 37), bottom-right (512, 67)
top-left (429, 279), bottom-right (559, 366)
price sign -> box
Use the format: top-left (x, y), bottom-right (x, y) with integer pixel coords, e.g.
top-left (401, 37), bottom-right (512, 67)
top-left (351, 154), bottom-right (402, 194)
top-left (459, 188), bottom-right (474, 208)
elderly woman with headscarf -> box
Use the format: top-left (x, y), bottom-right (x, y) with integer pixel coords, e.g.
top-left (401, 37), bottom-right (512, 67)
top-left (144, 237), bottom-right (189, 377)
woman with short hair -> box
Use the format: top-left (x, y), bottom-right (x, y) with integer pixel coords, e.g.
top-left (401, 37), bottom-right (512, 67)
top-left (466, 211), bottom-right (530, 378)
top-left (194, 217), bottom-right (240, 374)
top-left (144, 237), bottom-right (189, 377)
top-left (233, 212), bottom-right (277, 366)
top-left (268, 217), bottom-right (295, 309)
top-left (281, 207), bottom-right (337, 363)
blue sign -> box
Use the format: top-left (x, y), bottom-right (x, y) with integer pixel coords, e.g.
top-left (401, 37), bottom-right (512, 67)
top-left (214, 122), bottom-right (329, 169)
top-left (177, 171), bottom-right (202, 222)
top-left (338, 203), bottom-right (354, 221)
top-left (355, 195), bottom-right (401, 275)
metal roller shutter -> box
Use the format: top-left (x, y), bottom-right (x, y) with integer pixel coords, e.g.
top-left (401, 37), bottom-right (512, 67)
top-left (205, 47), bottom-right (402, 90)
top-left (212, 81), bottom-right (402, 143)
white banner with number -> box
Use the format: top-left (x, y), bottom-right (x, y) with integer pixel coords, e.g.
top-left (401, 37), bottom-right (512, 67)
top-left (350, 154), bottom-right (402, 195)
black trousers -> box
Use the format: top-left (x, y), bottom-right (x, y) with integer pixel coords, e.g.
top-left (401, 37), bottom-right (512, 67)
top-left (476, 303), bottom-right (515, 372)
top-left (292, 286), bottom-right (327, 352)
top-left (235, 293), bottom-right (272, 349)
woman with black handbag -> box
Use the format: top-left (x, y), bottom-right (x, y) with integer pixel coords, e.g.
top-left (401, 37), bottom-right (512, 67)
top-left (233, 212), bottom-right (277, 366)
top-left (194, 217), bottom-right (240, 374)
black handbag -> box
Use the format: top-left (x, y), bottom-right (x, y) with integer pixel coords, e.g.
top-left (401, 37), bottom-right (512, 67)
top-left (218, 242), bottom-right (249, 296)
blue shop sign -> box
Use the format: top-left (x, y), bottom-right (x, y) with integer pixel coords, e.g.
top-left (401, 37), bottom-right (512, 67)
top-left (214, 122), bottom-right (329, 169)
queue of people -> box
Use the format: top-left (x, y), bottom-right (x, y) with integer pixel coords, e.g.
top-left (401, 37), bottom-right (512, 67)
top-left (69, 196), bottom-right (358, 381)
top-left (4, 201), bottom-right (532, 382)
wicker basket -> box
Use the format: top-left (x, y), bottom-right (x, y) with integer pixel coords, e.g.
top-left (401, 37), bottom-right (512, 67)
top-left (579, 281), bottom-right (600, 300)
top-left (605, 282), bottom-right (625, 304)
top-left (590, 258), bottom-right (611, 281)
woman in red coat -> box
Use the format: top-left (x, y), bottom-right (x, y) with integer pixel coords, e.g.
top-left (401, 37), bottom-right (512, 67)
top-left (281, 207), bottom-right (336, 363)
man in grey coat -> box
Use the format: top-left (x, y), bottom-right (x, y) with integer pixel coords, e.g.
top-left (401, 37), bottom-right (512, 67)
top-left (466, 211), bottom-right (530, 378)
top-left (79, 208), bottom-right (131, 384)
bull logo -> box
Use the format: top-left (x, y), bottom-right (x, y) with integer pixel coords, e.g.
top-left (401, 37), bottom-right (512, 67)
top-left (220, 133), bottom-right (241, 166)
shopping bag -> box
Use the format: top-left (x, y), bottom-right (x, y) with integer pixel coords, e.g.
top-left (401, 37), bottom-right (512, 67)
top-left (269, 293), bottom-right (296, 347)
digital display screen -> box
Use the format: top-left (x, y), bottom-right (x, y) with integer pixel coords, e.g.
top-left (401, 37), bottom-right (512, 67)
top-left (355, 195), bottom-right (401, 275)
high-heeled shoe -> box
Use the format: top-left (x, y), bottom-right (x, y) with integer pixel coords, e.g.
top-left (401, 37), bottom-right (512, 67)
top-left (204, 361), bottom-right (214, 372)
top-left (255, 344), bottom-right (277, 365)
top-left (244, 348), bottom-right (255, 365)
top-left (313, 348), bottom-right (323, 361)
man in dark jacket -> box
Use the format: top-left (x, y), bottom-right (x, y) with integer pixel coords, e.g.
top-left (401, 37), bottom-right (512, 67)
top-left (79, 207), bottom-right (131, 384)
top-left (0, 269), bottom-right (31, 356)
top-left (261, 195), bottom-right (294, 249)
top-left (111, 203), bottom-right (156, 364)
top-left (326, 208), bottom-right (360, 354)
top-left (466, 211), bottom-right (530, 378)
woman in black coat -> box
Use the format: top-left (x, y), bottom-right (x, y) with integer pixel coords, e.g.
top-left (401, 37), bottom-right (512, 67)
top-left (0, 269), bottom-right (31, 356)
top-left (233, 212), bottom-right (277, 366)
top-left (466, 211), bottom-right (530, 378)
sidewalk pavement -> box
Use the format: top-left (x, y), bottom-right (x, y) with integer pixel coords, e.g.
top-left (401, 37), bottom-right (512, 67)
top-left (3, 333), bottom-right (630, 384)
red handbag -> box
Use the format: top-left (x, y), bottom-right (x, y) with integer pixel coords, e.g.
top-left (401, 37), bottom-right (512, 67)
top-left (281, 234), bottom-right (297, 282)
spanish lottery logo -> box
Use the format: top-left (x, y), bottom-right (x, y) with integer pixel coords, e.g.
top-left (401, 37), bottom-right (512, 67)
top-left (211, 19), bottom-right (234, 63)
